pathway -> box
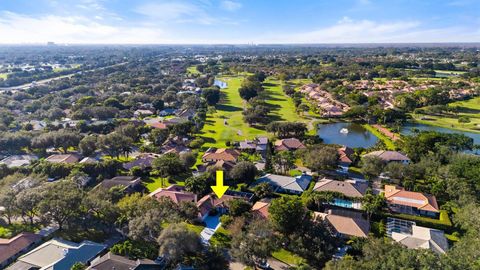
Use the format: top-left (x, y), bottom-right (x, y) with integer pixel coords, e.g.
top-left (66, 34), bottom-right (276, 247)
top-left (200, 214), bottom-right (222, 245)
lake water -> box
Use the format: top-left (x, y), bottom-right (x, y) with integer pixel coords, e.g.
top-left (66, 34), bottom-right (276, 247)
top-left (317, 122), bottom-right (379, 148)
top-left (400, 122), bottom-right (480, 153)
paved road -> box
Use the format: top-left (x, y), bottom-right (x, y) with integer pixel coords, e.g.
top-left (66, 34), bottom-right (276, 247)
top-left (0, 62), bottom-right (128, 92)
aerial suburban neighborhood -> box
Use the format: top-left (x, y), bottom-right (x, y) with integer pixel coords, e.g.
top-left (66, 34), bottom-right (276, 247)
top-left (1, 0), bottom-right (480, 270)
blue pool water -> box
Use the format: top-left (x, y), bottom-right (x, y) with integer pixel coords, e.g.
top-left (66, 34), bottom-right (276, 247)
top-left (332, 198), bottom-right (354, 208)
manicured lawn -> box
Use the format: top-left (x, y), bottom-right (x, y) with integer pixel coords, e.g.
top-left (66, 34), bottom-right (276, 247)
top-left (0, 73), bottom-right (9, 79)
top-left (185, 223), bottom-right (205, 235)
top-left (264, 79), bottom-right (306, 122)
top-left (210, 226), bottom-right (231, 248)
top-left (143, 176), bottom-right (169, 192)
top-left (362, 124), bottom-right (396, 150)
top-left (102, 155), bottom-right (134, 162)
top-left (199, 76), bottom-right (267, 148)
top-left (411, 96), bottom-right (480, 134)
top-left (187, 66), bottom-right (201, 75)
top-left (272, 249), bottom-right (306, 265)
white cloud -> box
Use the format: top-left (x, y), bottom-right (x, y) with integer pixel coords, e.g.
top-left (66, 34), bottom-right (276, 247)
top-left (253, 17), bottom-right (480, 43)
top-left (221, 0), bottom-right (242, 11)
top-left (134, 1), bottom-right (218, 25)
top-left (0, 11), bottom-right (169, 44)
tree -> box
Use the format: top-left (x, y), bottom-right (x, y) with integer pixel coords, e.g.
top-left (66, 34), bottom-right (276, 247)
top-left (178, 201), bottom-right (199, 222)
top-left (302, 145), bottom-right (339, 171)
top-left (79, 135), bottom-right (97, 157)
top-left (0, 188), bottom-right (17, 225)
top-left (70, 262), bottom-right (86, 270)
top-left (152, 98), bottom-right (165, 111)
top-left (152, 153), bottom-right (186, 179)
top-left (361, 193), bottom-right (386, 220)
top-left (229, 161), bottom-right (258, 185)
top-left (361, 156), bottom-right (386, 179)
top-left (269, 196), bottom-right (306, 234)
top-left (97, 132), bottom-right (133, 158)
top-left (16, 187), bottom-right (43, 225)
top-left (253, 182), bottom-right (273, 199)
top-left (128, 208), bottom-right (165, 242)
top-left (226, 199), bottom-right (251, 217)
top-left (38, 181), bottom-right (83, 230)
top-left (202, 88), bottom-right (221, 106)
top-left (157, 224), bottom-right (202, 265)
top-left (273, 151), bottom-right (295, 175)
top-left (231, 219), bottom-right (278, 267)
top-left (185, 174), bottom-right (213, 196)
top-left (116, 124), bottom-right (139, 141)
top-left (149, 128), bottom-right (169, 146)
top-left (180, 152), bottom-right (197, 169)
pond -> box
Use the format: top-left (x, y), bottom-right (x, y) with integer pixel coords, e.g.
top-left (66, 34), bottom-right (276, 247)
top-left (317, 122), bottom-right (379, 148)
top-left (400, 122), bottom-right (480, 154)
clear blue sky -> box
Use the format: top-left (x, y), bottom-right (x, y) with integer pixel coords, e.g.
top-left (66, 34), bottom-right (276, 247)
top-left (0, 0), bottom-right (479, 44)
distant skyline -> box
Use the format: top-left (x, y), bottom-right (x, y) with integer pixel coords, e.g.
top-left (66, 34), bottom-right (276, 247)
top-left (0, 0), bottom-right (479, 44)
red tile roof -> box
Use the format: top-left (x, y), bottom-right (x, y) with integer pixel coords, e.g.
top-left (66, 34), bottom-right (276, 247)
top-left (202, 148), bottom-right (240, 162)
top-left (149, 185), bottom-right (197, 204)
top-left (384, 185), bottom-right (439, 212)
top-left (0, 233), bottom-right (41, 265)
top-left (274, 138), bottom-right (306, 151)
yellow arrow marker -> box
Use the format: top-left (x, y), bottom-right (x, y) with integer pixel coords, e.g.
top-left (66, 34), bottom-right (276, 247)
top-left (211, 170), bottom-right (229, 198)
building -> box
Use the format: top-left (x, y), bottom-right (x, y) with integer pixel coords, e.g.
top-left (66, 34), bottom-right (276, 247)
top-left (134, 109), bottom-right (154, 118)
top-left (315, 210), bottom-right (370, 238)
top-left (391, 225), bottom-right (448, 254)
top-left (384, 185), bottom-right (440, 218)
top-left (0, 155), bottom-right (38, 168)
top-left (313, 178), bottom-right (368, 209)
top-left (238, 137), bottom-right (268, 152)
top-left (201, 148), bottom-right (240, 163)
top-left (88, 252), bottom-right (162, 270)
top-left (338, 146), bottom-right (354, 167)
top-left (196, 190), bottom-right (254, 220)
top-left (274, 138), bottom-right (306, 151)
top-left (122, 154), bottom-right (157, 170)
top-left (149, 185), bottom-right (197, 204)
top-left (251, 201), bottom-right (270, 219)
top-left (253, 173), bottom-right (312, 194)
top-left (0, 233), bottom-right (42, 268)
top-left (44, 154), bottom-right (80, 164)
top-left (363, 150), bottom-right (410, 164)
top-left (97, 176), bottom-right (144, 194)
top-left (7, 238), bottom-right (106, 270)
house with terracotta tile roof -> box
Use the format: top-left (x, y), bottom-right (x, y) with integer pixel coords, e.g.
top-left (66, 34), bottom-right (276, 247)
top-left (337, 146), bottom-right (354, 166)
top-left (201, 148), bottom-right (240, 163)
top-left (196, 191), bottom-right (254, 220)
top-left (274, 138), bottom-right (306, 151)
top-left (384, 185), bottom-right (439, 218)
top-left (45, 154), bottom-right (80, 164)
top-left (251, 201), bottom-right (270, 219)
top-left (391, 225), bottom-right (448, 254)
top-left (314, 209), bottom-right (370, 238)
top-left (149, 185), bottom-right (197, 204)
top-left (0, 233), bottom-right (42, 268)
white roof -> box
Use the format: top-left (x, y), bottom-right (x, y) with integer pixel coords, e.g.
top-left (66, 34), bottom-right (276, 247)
top-left (392, 225), bottom-right (448, 254)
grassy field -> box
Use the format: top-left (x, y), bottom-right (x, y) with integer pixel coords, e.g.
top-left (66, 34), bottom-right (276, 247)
top-left (0, 73), bottom-right (9, 79)
top-left (272, 249), bottom-right (306, 266)
top-left (143, 176), bottom-right (169, 192)
top-left (362, 124), bottom-right (396, 150)
top-left (412, 96), bottom-right (480, 133)
top-left (187, 66), bottom-right (201, 75)
top-left (199, 76), bottom-right (311, 148)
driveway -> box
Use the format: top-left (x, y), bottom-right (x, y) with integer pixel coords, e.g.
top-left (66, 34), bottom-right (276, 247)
top-left (200, 213), bottom-right (222, 244)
